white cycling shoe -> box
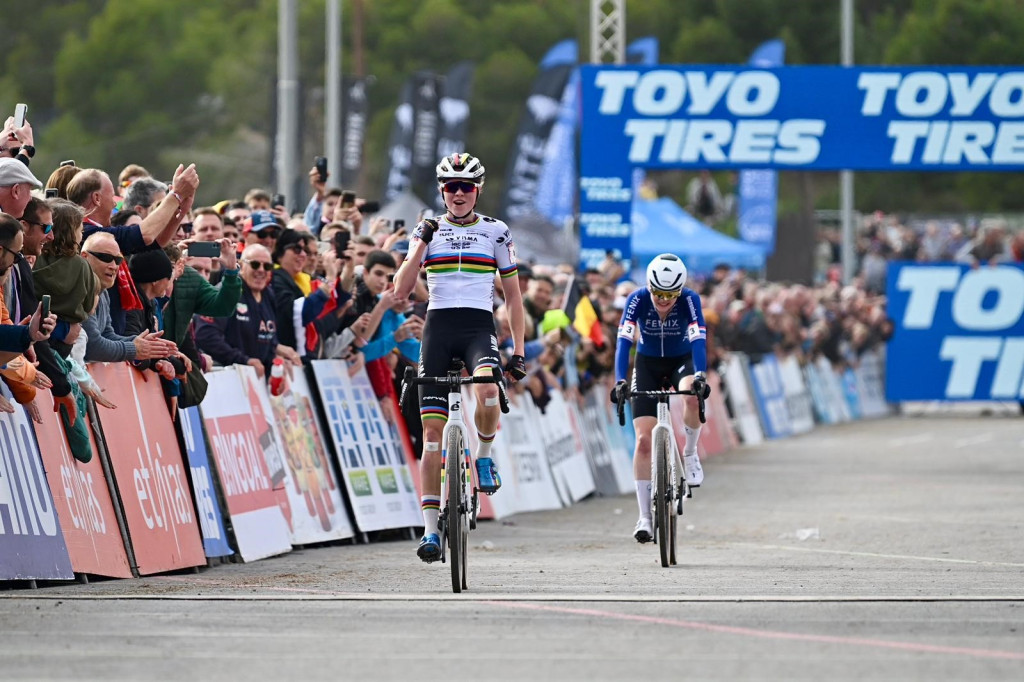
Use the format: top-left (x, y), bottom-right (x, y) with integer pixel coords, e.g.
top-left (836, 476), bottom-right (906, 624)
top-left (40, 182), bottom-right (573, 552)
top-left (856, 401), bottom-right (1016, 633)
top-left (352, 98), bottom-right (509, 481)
top-left (683, 452), bottom-right (704, 487)
top-left (633, 517), bottom-right (653, 544)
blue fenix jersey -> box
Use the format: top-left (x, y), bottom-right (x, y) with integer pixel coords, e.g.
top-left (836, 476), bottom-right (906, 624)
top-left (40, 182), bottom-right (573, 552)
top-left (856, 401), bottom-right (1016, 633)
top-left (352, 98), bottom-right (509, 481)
top-left (614, 286), bottom-right (707, 382)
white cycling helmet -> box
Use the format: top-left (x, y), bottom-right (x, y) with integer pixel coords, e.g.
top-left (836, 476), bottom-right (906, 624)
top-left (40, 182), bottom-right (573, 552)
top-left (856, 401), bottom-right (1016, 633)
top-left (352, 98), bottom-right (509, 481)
top-left (436, 152), bottom-right (486, 186)
top-left (646, 253), bottom-right (688, 296)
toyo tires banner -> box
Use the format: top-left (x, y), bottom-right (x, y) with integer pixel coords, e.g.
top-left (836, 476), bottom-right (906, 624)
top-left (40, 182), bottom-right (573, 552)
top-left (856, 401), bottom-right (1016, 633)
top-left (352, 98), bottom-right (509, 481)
top-left (886, 262), bottom-right (1024, 401)
top-left (579, 65), bottom-right (1024, 266)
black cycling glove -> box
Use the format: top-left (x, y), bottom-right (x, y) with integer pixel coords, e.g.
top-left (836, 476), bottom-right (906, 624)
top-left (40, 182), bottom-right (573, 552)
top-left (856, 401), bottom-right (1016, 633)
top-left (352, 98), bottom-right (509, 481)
top-left (505, 354), bottom-right (527, 382)
top-left (417, 218), bottom-right (439, 244)
top-left (610, 379), bottom-right (626, 405)
top-left (692, 374), bottom-right (711, 400)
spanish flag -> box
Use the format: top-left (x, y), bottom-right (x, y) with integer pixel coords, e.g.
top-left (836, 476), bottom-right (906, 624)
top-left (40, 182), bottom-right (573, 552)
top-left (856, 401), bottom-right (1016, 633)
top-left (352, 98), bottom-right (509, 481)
top-left (561, 276), bottom-right (606, 349)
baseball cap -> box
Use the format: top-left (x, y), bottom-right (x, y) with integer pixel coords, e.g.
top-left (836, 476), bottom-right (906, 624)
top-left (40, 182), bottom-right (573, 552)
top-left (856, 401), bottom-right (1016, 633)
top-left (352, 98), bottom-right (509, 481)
top-left (391, 239), bottom-right (410, 255)
top-left (0, 158), bottom-right (43, 189)
top-left (244, 210), bottom-right (280, 235)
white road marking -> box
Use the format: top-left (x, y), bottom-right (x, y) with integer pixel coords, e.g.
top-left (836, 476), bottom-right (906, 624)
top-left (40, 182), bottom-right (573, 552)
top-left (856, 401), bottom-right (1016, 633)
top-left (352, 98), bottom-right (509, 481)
top-left (953, 434), bottom-right (994, 448)
top-left (3, 593), bottom-right (1024, 603)
top-left (737, 542), bottom-right (1024, 567)
top-left (888, 433), bottom-right (932, 447)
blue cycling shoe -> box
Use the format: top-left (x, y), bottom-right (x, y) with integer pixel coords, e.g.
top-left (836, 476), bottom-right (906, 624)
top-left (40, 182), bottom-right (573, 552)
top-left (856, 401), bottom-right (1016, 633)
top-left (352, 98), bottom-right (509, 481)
top-left (475, 457), bottom-right (501, 495)
top-left (417, 533), bottom-right (442, 563)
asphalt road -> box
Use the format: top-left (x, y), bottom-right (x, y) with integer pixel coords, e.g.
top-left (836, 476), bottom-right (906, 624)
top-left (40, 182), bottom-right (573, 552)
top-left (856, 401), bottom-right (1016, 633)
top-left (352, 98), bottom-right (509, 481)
top-left (2, 414), bottom-right (1023, 681)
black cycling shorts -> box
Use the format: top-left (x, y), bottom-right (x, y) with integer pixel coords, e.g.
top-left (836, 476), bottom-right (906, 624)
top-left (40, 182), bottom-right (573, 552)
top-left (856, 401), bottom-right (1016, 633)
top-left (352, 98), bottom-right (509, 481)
top-left (630, 352), bottom-right (694, 419)
top-left (418, 308), bottom-right (501, 423)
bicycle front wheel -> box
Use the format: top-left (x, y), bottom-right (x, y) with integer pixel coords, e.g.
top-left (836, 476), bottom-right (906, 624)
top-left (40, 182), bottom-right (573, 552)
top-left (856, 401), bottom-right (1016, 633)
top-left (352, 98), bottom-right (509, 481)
top-left (446, 429), bottom-right (465, 593)
top-left (654, 430), bottom-right (671, 568)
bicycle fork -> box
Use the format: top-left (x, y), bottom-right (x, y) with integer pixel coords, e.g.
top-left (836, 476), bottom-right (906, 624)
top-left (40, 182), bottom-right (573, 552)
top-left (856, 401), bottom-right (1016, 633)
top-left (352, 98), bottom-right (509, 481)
top-left (439, 448), bottom-right (472, 510)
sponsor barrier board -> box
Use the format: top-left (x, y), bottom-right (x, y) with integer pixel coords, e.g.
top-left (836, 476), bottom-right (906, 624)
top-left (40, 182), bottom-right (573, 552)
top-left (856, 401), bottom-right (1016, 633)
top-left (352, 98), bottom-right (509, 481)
top-left (0, 385), bottom-right (74, 580)
top-left (202, 370), bottom-right (292, 562)
top-left (538, 391), bottom-right (596, 505)
top-left (89, 363), bottom-right (205, 575)
top-left (722, 354), bottom-right (764, 445)
top-left (778, 356), bottom-right (815, 434)
top-left (748, 356), bottom-right (793, 439)
top-left (33, 388), bottom-right (132, 577)
top-left (310, 360), bottom-right (421, 532)
top-left (177, 407), bottom-right (233, 558)
top-left (259, 366), bottom-right (355, 544)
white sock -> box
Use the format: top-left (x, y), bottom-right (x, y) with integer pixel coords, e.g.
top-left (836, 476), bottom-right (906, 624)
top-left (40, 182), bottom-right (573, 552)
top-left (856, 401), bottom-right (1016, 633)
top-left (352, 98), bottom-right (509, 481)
top-left (683, 425), bottom-right (702, 456)
top-left (635, 480), bottom-right (652, 521)
top-left (476, 431), bottom-right (495, 460)
top-left (421, 496), bottom-right (440, 536)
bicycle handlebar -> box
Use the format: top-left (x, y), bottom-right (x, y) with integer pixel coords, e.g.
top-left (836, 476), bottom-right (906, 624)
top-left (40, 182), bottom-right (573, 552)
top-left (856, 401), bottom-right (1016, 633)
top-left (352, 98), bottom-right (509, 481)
top-left (616, 386), bottom-right (706, 426)
top-left (399, 366), bottom-right (510, 414)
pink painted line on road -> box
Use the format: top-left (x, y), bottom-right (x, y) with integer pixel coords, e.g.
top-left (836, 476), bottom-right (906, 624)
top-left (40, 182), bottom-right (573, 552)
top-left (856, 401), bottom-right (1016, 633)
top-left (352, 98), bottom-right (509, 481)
top-left (489, 601), bottom-right (1024, 662)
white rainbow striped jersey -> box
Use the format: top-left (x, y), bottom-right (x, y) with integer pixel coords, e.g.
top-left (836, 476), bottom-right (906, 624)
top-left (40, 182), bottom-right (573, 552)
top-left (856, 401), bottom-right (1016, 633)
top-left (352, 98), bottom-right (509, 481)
top-left (412, 213), bottom-right (518, 312)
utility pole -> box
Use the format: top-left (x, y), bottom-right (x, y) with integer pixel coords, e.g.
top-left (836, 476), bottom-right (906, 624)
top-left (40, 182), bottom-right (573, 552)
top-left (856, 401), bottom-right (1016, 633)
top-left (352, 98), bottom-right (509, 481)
top-left (840, 0), bottom-right (856, 284)
top-left (277, 0), bottom-right (300, 207)
top-left (326, 0), bottom-right (342, 184)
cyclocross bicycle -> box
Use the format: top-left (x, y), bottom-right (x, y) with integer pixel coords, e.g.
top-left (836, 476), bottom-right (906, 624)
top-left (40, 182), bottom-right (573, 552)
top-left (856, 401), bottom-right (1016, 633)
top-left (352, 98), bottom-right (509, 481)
top-left (400, 361), bottom-right (509, 593)
top-left (617, 385), bottom-right (706, 568)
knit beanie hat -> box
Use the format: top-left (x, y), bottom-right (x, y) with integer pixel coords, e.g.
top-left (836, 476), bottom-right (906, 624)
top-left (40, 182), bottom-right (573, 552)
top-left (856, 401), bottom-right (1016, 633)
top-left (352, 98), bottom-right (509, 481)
top-left (129, 249), bottom-right (173, 284)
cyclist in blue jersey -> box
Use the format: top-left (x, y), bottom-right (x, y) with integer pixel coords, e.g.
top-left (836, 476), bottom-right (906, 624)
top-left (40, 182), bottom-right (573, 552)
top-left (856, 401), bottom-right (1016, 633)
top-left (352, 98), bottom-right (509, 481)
top-left (394, 153), bottom-right (527, 563)
top-left (611, 253), bottom-right (711, 543)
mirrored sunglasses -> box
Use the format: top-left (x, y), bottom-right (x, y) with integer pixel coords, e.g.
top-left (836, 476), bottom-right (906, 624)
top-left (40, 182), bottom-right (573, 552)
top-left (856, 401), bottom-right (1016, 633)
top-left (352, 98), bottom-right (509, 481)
top-left (651, 288), bottom-right (680, 301)
top-left (23, 219), bottom-right (52, 235)
top-left (442, 180), bottom-right (478, 194)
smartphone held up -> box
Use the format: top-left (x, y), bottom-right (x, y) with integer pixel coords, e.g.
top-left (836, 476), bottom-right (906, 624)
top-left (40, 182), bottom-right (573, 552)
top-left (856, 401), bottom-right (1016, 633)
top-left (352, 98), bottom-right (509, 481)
top-left (13, 103), bottom-right (27, 128)
top-left (333, 229), bottom-right (351, 258)
top-left (187, 241), bottom-right (221, 258)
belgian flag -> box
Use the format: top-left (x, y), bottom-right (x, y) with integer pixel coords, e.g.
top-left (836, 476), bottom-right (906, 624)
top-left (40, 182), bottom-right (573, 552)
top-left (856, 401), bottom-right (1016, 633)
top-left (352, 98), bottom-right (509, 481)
top-left (561, 276), bottom-right (606, 349)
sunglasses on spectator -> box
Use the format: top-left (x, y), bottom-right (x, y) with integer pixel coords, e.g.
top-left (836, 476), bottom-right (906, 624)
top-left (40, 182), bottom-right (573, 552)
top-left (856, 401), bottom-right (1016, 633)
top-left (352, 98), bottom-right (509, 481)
top-left (245, 260), bottom-right (274, 271)
top-left (285, 243), bottom-right (307, 255)
top-left (0, 244), bottom-right (25, 263)
top-left (21, 219), bottom-right (52, 235)
top-left (442, 181), bottom-right (478, 194)
top-left (86, 251), bottom-right (125, 265)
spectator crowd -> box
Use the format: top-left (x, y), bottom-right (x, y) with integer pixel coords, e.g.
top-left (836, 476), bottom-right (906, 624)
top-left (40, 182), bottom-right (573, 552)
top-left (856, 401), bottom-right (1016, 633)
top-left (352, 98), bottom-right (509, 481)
top-left (816, 211), bottom-right (1024, 295)
top-left (9, 110), bottom-right (994, 461)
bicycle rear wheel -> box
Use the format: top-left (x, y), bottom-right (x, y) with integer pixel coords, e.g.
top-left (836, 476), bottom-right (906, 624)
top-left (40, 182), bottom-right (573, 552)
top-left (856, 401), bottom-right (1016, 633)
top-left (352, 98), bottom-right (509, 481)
top-left (654, 430), bottom-right (671, 568)
top-left (669, 484), bottom-right (678, 566)
top-left (446, 429), bottom-right (465, 593)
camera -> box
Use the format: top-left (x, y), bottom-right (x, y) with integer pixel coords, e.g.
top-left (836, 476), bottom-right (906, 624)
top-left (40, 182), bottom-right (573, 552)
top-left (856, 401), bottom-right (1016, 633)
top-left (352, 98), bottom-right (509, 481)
top-left (340, 190), bottom-right (356, 209)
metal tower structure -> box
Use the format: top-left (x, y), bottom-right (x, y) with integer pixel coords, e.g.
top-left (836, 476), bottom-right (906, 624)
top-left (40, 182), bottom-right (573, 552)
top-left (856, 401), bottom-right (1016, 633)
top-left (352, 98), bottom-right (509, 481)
top-left (590, 0), bottom-right (625, 64)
